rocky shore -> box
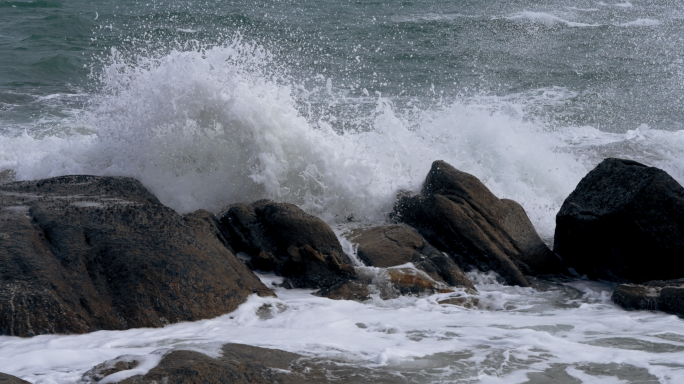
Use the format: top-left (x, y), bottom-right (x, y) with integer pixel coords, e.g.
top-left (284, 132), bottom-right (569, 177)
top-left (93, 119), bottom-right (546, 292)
top-left (1, 157), bottom-right (683, 383)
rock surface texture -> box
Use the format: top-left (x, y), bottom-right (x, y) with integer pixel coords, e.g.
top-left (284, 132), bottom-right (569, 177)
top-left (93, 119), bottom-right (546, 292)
top-left (555, 158), bottom-right (684, 283)
top-left (0, 175), bottom-right (273, 337)
top-left (217, 200), bottom-right (356, 289)
top-left (346, 225), bottom-right (475, 291)
top-left (83, 343), bottom-right (326, 384)
top-left (392, 160), bottom-right (563, 287)
top-left (316, 266), bottom-right (457, 301)
top-left (611, 279), bottom-right (684, 318)
top-left (0, 373), bottom-right (30, 384)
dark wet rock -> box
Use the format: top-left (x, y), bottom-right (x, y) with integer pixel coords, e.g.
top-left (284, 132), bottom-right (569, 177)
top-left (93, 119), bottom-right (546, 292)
top-left (346, 225), bottom-right (475, 291)
top-left (0, 175), bottom-right (273, 337)
top-left (611, 285), bottom-right (660, 311)
top-left (392, 161), bottom-right (563, 287)
top-left (612, 279), bottom-right (684, 317)
top-left (660, 286), bottom-right (684, 317)
top-left (316, 266), bottom-right (454, 301)
top-left (0, 373), bottom-right (30, 384)
top-left (88, 343), bottom-right (326, 384)
top-left (315, 280), bottom-right (371, 301)
top-left (217, 201), bottom-right (356, 289)
top-left (555, 158), bottom-right (684, 283)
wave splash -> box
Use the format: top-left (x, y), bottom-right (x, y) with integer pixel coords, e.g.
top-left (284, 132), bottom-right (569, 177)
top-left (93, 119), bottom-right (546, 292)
top-left (3, 39), bottom-right (684, 238)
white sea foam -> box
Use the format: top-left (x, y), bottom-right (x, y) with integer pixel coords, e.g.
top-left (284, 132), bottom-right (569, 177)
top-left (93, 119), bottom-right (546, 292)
top-left (0, 40), bottom-right (588, 238)
top-left (619, 18), bottom-right (661, 27)
top-left (392, 13), bottom-right (473, 23)
top-left (506, 11), bottom-right (600, 27)
top-left (566, 7), bottom-right (600, 12)
top-left (0, 39), bottom-right (683, 241)
top-left (1, 272), bottom-right (684, 383)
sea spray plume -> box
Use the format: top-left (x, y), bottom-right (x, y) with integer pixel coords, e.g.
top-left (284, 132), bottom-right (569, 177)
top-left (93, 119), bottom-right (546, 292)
top-left (80, 39), bottom-right (429, 221)
top-left (3, 38), bottom-right (589, 232)
top-left (83, 40), bottom-right (383, 218)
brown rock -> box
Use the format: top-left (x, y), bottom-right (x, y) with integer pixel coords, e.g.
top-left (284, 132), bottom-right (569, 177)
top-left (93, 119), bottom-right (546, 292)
top-left (611, 279), bottom-right (684, 317)
top-left (0, 175), bottom-right (273, 337)
top-left (315, 280), bottom-right (371, 301)
top-left (438, 296), bottom-right (480, 309)
top-left (347, 225), bottom-right (475, 291)
top-left (500, 199), bottom-right (564, 276)
top-left (387, 268), bottom-right (453, 295)
top-left (0, 373), bottom-right (30, 384)
top-left (392, 161), bottom-right (563, 287)
top-left (218, 201), bottom-right (356, 289)
top-left (89, 344), bottom-right (325, 384)
top-left (317, 267), bottom-right (453, 301)
top-left (611, 284), bottom-right (660, 311)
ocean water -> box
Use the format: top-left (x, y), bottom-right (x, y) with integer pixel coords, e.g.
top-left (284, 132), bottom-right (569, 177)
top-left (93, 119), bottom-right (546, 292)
top-left (1, 0), bottom-right (684, 382)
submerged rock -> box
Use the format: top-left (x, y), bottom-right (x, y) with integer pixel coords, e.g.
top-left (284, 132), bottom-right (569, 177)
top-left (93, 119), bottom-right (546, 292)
top-left (218, 200), bottom-right (356, 289)
top-left (0, 373), bottom-right (30, 384)
top-left (392, 160), bottom-right (563, 287)
top-left (346, 225), bottom-right (475, 291)
top-left (316, 266), bottom-right (457, 301)
top-left (0, 175), bottom-right (273, 337)
top-left (83, 343), bottom-right (325, 384)
top-left (555, 158), bottom-right (684, 283)
top-left (611, 279), bottom-right (684, 317)
top-left (437, 296), bottom-right (480, 309)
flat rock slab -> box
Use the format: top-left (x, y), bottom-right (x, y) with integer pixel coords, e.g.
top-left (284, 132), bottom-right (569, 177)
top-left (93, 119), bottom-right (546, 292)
top-left (84, 343), bottom-right (328, 384)
top-left (392, 161), bottom-right (563, 287)
top-left (612, 279), bottom-right (684, 317)
top-left (0, 175), bottom-right (273, 337)
top-left (555, 158), bottom-right (684, 283)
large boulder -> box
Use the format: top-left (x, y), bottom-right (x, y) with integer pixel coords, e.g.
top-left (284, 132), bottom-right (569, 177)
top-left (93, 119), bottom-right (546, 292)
top-left (554, 158), bottom-right (684, 283)
top-left (612, 279), bottom-right (684, 317)
top-left (345, 225), bottom-right (475, 291)
top-left (83, 344), bottom-right (326, 384)
top-left (217, 201), bottom-right (356, 289)
top-left (0, 175), bottom-right (273, 337)
top-left (392, 161), bottom-right (563, 287)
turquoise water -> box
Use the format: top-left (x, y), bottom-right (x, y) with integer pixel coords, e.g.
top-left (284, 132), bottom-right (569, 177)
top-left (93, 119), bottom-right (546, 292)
top-left (3, 0), bottom-right (684, 133)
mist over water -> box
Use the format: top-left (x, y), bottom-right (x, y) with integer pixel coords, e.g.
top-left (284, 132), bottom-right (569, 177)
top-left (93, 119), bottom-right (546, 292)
top-left (2, 0), bottom-right (684, 382)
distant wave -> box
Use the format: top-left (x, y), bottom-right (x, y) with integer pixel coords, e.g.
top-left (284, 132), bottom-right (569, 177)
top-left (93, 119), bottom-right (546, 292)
top-left (393, 13), bottom-right (473, 23)
top-left (619, 18), bottom-right (661, 27)
top-left (506, 11), bottom-right (599, 27)
top-left (566, 7), bottom-right (600, 12)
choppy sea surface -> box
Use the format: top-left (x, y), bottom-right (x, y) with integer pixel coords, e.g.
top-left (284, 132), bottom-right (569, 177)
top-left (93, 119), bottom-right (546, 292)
top-left (1, 0), bottom-right (684, 382)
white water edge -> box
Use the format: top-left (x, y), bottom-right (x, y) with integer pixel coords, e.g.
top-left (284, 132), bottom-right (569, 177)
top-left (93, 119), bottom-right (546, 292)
top-left (1, 269), bottom-right (684, 384)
